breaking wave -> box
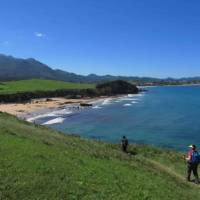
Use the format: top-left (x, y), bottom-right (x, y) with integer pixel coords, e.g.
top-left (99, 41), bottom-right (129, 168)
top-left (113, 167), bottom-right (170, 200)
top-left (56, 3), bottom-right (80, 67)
top-left (42, 117), bottom-right (65, 125)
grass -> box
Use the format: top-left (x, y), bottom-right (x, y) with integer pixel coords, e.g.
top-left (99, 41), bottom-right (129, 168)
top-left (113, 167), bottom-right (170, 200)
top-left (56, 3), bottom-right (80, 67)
top-left (0, 112), bottom-right (200, 200)
top-left (0, 79), bottom-right (95, 94)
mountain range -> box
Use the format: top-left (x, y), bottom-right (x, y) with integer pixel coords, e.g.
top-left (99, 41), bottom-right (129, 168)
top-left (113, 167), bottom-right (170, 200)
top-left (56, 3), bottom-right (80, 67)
top-left (0, 53), bottom-right (200, 84)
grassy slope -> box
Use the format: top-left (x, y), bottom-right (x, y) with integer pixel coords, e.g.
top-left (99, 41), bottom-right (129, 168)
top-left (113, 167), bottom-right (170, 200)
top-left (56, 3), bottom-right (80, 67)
top-left (0, 113), bottom-right (200, 200)
top-left (0, 79), bottom-right (95, 94)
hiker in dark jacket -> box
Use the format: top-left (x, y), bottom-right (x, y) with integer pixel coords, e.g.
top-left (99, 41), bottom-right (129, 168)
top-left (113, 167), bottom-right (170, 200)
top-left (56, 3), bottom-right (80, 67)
top-left (186, 144), bottom-right (200, 184)
top-left (121, 136), bottom-right (128, 152)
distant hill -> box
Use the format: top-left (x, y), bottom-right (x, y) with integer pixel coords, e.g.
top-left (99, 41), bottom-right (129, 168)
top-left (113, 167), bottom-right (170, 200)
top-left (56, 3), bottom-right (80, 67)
top-left (0, 54), bottom-right (160, 83)
top-left (1, 53), bottom-right (200, 84)
top-left (0, 54), bottom-right (84, 82)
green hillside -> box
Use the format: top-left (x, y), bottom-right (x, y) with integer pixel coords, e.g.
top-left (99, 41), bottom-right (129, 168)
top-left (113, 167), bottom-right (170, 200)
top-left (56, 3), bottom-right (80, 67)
top-left (0, 79), bottom-right (95, 94)
top-left (0, 112), bottom-right (199, 199)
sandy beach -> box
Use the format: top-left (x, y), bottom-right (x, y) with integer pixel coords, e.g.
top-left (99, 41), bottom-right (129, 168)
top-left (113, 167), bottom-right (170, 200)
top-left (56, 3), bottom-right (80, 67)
top-left (0, 97), bottom-right (95, 117)
top-left (0, 94), bottom-right (137, 124)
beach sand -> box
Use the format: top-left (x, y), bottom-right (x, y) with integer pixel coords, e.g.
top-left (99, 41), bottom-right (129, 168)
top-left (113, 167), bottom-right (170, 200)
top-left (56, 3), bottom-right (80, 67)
top-left (0, 97), bottom-right (94, 116)
top-left (0, 95), bottom-right (133, 123)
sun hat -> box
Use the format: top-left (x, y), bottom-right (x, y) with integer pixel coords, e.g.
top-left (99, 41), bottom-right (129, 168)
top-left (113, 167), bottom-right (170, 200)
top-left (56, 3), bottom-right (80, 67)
top-left (188, 144), bottom-right (196, 149)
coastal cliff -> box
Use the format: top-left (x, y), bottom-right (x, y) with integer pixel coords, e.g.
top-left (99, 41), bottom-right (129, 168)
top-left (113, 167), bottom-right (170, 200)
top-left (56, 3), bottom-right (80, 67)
top-left (0, 80), bottom-right (139, 103)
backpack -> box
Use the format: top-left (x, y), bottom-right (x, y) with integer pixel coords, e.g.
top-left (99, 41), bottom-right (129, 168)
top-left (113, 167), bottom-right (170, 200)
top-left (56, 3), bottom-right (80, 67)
top-left (191, 151), bottom-right (200, 164)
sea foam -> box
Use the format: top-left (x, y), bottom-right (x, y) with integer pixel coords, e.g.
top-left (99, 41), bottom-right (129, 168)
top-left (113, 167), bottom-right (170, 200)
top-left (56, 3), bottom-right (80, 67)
top-left (131, 100), bottom-right (138, 104)
top-left (27, 109), bottom-right (73, 122)
top-left (123, 103), bottom-right (132, 107)
top-left (127, 94), bottom-right (136, 97)
top-left (102, 98), bottom-right (112, 105)
top-left (27, 113), bottom-right (59, 122)
top-left (42, 117), bottom-right (65, 125)
top-left (92, 105), bottom-right (102, 109)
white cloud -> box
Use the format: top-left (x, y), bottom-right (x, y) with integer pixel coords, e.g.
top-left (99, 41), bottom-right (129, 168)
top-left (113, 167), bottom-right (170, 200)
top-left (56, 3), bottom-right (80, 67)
top-left (34, 32), bottom-right (46, 38)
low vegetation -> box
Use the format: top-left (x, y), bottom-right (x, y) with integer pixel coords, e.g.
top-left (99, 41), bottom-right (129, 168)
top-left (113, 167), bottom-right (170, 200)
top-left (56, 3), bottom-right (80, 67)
top-left (0, 80), bottom-right (138, 103)
top-left (0, 112), bottom-right (199, 200)
top-left (0, 79), bottom-right (95, 94)
top-left (96, 80), bottom-right (139, 95)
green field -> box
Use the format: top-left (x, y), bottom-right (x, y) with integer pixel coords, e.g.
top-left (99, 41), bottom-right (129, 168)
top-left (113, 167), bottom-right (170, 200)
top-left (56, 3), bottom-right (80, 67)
top-left (0, 112), bottom-right (200, 200)
top-left (0, 79), bottom-right (95, 94)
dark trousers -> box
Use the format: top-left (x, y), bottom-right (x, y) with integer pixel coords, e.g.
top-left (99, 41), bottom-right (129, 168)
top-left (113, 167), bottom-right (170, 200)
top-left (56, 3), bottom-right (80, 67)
top-left (187, 162), bottom-right (199, 183)
top-left (122, 145), bottom-right (127, 152)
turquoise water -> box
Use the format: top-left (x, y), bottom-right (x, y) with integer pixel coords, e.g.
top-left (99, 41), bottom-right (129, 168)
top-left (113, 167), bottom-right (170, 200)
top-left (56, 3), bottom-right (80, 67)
top-left (40, 86), bottom-right (200, 151)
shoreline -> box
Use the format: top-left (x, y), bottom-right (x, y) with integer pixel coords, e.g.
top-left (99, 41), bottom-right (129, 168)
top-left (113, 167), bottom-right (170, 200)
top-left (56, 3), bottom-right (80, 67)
top-left (0, 93), bottom-right (142, 124)
top-left (0, 95), bottom-right (125, 121)
top-left (0, 97), bottom-right (97, 117)
top-left (139, 83), bottom-right (200, 88)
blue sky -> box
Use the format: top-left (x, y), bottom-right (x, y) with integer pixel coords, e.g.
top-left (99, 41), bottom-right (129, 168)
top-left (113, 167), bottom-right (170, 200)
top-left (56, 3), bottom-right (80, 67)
top-left (1, 0), bottom-right (200, 78)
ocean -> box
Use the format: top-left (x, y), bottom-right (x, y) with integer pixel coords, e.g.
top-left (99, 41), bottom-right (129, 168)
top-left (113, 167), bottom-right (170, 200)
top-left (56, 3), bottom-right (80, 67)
top-left (35, 86), bottom-right (200, 152)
